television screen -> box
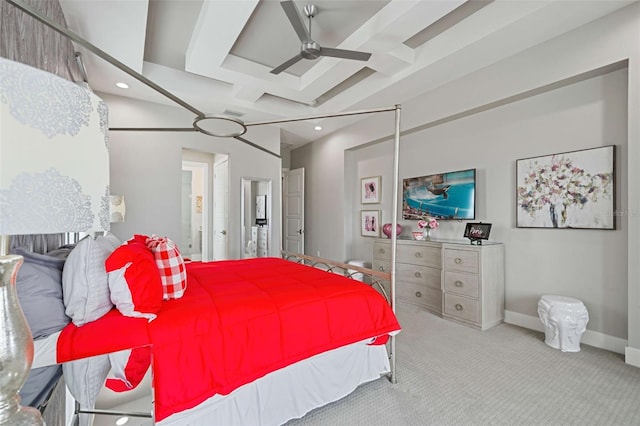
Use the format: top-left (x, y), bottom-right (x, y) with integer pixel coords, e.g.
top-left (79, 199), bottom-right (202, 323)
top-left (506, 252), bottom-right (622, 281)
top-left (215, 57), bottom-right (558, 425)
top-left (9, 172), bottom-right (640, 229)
top-left (402, 168), bottom-right (476, 220)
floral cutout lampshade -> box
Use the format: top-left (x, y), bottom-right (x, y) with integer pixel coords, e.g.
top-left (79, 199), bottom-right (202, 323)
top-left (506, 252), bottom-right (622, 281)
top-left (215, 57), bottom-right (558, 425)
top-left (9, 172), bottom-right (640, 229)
top-left (0, 57), bottom-right (111, 235)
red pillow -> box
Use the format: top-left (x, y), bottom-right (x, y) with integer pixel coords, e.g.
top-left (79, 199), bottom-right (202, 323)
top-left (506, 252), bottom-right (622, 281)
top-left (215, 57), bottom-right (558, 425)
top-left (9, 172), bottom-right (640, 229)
top-left (106, 346), bottom-right (151, 392)
top-left (146, 235), bottom-right (187, 300)
top-left (105, 241), bottom-right (163, 321)
top-left (127, 234), bottom-right (150, 245)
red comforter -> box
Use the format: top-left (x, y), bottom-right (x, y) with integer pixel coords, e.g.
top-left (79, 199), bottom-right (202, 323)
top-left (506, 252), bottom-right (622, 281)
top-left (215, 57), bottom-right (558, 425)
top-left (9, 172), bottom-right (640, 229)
top-left (58, 257), bottom-right (401, 421)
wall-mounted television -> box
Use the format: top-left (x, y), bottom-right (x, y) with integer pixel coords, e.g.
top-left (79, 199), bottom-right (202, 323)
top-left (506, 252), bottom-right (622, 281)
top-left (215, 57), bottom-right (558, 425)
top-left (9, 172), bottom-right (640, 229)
top-left (402, 168), bottom-right (476, 220)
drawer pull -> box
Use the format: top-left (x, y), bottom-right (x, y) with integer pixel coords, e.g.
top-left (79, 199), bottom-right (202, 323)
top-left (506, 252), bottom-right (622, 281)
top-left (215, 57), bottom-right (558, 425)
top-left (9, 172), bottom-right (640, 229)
top-left (378, 266), bottom-right (385, 271)
top-left (415, 252), bottom-right (422, 258)
top-left (455, 303), bottom-right (463, 311)
top-left (455, 280), bottom-right (463, 287)
top-left (414, 272), bottom-right (421, 278)
top-left (454, 257), bottom-right (463, 264)
top-left (415, 291), bottom-right (422, 298)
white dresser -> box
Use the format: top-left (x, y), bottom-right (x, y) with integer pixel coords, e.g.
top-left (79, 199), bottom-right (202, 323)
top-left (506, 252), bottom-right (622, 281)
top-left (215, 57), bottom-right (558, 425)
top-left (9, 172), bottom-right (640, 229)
top-left (373, 238), bottom-right (505, 330)
top-left (373, 239), bottom-right (442, 316)
top-left (256, 226), bottom-right (268, 257)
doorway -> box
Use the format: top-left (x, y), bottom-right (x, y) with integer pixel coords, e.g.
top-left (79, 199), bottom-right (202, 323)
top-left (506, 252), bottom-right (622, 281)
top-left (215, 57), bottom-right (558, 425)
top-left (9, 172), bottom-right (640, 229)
top-left (241, 178), bottom-right (272, 259)
top-left (181, 150), bottom-right (229, 261)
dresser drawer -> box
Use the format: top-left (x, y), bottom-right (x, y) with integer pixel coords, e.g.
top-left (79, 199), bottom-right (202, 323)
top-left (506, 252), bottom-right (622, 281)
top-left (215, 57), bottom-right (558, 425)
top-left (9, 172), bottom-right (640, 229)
top-left (397, 263), bottom-right (441, 290)
top-left (257, 239), bottom-right (267, 249)
top-left (443, 248), bottom-right (479, 274)
top-left (444, 293), bottom-right (480, 324)
top-left (443, 271), bottom-right (479, 299)
top-left (371, 260), bottom-right (391, 299)
top-left (398, 282), bottom-right (442, 314)
top-left (397, 244), bottom-right (440, 268)
top-left (372, 259), bottom-right (391, 274)
top-left (373, 241), bottom-right (392, 261)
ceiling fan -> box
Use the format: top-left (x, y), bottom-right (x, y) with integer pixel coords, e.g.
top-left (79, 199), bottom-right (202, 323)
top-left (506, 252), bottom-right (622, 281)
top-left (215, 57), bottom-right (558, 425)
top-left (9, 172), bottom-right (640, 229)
top-left (270, 1), bottom-right (372, 75)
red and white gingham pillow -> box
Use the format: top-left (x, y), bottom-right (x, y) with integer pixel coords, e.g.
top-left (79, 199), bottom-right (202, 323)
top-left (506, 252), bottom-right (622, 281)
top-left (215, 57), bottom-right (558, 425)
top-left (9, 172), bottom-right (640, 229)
top-left (146, 235), bottom-right (187, 300)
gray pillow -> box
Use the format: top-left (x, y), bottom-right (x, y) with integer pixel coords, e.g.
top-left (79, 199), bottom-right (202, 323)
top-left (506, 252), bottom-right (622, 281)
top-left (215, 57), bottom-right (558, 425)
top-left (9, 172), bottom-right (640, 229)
top-left (62, 233), bottom-right (121, 326)
top-left (14, 247), bottom-right (71, 340)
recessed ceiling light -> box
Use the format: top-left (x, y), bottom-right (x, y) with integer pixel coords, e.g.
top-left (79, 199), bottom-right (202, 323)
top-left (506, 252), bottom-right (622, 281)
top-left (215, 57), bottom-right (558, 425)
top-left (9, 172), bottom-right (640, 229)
top-left (115, 416), bottom-right (129, 426)
top-left (314, 125), bottom-right (322, 131)
top-left (115, 82), bottom-right (129, 89)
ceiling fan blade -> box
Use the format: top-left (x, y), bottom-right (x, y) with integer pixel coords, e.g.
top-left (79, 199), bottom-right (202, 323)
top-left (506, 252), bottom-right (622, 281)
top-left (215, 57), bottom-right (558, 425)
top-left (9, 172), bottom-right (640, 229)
top-left (270, 53), bottom-right (305, 75)
top-left (280, 0), bottom-right (311, 43)
top-left (319, 47), bottom-right (371, 61)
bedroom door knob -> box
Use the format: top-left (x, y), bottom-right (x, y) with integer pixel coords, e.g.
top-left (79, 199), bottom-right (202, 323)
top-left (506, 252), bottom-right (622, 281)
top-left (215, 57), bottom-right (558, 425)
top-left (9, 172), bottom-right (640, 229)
top-left (221, 230), bottom-right (227, 235)
top-left (298, 229), bottom-right (303, 234)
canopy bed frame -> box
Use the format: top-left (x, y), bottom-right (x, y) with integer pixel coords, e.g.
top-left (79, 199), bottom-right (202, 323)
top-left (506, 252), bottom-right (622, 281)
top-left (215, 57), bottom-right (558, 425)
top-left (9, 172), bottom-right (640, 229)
top-left (2, 1), bottom-right (404, 424)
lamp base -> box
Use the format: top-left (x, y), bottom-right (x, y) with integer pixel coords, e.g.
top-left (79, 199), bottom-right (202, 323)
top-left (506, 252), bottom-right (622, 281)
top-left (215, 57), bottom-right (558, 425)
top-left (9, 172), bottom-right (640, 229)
top-left (0, 255), bottom-right (43, 426)
top-left (0, 400), bottom-right (44, 426)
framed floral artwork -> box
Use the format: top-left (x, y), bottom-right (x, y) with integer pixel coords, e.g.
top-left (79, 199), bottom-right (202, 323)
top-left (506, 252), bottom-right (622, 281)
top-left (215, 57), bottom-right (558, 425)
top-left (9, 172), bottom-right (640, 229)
top-left (361, 210), bottom-right (380, 237)
top-left (361, 176), bottom-right (381, 204)
top-left (516, 145), bottom-right (615, 229)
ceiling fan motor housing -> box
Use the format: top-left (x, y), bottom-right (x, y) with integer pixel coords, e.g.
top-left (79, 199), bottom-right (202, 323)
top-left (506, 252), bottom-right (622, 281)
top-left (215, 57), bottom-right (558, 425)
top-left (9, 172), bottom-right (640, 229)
top-left (301, 41), bottom-right (321, 59)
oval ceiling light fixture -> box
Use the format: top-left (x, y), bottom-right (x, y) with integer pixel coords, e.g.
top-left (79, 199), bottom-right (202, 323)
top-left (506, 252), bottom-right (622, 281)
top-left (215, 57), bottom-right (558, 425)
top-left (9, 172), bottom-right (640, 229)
top-left (314, 125), bottom-right (322, 131)
top-left (115, 82), bottom-right (129, 89)
top-left (193, 115), bottom-right (247, 138)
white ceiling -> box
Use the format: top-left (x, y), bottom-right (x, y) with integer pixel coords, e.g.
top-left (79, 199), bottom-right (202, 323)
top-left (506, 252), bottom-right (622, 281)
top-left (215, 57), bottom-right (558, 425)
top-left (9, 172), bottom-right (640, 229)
top-left (58, 0), bottom-right (634, 150)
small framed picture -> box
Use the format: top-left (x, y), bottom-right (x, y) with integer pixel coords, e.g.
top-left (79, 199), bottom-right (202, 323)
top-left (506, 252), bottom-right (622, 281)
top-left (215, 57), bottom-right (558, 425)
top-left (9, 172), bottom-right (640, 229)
top-left (361, 176), bottom-right (381, 204)
top-left (464, 222), bottom-right (492, 244)
top-left (256, 195), bottom-right (267, 225)
top-left (361, 210), bottom-right (381, 237)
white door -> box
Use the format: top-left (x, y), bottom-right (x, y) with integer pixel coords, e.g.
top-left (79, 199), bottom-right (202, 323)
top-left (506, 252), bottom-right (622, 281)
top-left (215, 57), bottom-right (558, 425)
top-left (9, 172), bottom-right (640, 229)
top-left (213, 159), bottom-right (229, 260)
top-left (283, 168), bottom-right (304, 254)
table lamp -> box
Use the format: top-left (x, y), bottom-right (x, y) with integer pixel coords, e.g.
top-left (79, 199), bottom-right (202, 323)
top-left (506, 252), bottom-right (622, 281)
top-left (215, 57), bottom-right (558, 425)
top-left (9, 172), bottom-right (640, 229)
top-left (0, 57), bottom-right (110, 425)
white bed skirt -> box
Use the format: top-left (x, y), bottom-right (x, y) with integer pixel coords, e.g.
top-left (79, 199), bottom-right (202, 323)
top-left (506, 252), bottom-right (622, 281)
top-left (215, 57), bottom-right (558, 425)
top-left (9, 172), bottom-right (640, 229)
top-left (158, 341), bottom-right (391, 426)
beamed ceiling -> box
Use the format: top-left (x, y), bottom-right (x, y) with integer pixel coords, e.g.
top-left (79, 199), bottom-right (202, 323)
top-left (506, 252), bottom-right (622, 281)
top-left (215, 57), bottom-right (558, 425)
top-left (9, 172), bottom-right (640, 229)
top-left (55, 0), bottom-right (634, 149)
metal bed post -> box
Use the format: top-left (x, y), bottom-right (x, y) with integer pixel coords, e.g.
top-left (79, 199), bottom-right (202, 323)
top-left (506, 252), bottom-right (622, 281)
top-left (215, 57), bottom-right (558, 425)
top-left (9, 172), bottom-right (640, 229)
top-left (389, 104), bottom-right (401, 384)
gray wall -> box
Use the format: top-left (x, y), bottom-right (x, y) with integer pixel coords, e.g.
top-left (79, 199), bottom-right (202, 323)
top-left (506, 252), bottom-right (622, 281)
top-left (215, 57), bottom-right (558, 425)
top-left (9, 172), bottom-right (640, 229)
top-left (291, 4), bottom-right (640, 365)
top-left (349, 68), bottom-right (627, 340)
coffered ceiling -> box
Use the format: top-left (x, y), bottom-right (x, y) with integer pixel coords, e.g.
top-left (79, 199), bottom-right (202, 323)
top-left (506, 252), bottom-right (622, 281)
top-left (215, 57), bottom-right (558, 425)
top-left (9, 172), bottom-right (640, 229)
top-left (56, 0), bottom-right (634, 150)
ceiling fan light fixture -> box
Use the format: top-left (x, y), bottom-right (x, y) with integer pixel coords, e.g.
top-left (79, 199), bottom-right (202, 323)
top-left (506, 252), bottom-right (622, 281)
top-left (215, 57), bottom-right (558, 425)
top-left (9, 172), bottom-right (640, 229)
top-left (271, 1), bottom-right (372, 75)
top-left (193, 115), bottom-right (247, 138)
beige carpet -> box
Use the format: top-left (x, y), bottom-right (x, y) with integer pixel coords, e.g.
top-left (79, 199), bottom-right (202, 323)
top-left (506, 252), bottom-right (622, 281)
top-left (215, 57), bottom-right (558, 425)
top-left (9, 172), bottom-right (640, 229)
top-left (287, 303), bottom-right (640, 426)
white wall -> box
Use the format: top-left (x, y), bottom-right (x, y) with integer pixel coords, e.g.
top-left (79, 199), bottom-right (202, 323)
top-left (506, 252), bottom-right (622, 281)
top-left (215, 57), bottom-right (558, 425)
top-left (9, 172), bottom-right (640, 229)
top-left (104, 94), bottom-right (282, 259)
top-left (291, 3), bottom-right (640, 364)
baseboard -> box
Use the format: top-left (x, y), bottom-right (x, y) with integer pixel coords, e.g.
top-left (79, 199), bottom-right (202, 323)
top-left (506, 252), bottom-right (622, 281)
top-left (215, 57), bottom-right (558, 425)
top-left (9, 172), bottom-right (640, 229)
top-left (504, 310), bottom-right (627, 355)
top-left (625, 346), bottom-right (640, 368)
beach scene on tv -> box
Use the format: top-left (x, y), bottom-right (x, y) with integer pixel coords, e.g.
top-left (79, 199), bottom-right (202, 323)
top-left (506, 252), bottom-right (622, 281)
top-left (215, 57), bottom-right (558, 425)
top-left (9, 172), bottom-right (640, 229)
top-left (403, 169), bottom-right (476, 220)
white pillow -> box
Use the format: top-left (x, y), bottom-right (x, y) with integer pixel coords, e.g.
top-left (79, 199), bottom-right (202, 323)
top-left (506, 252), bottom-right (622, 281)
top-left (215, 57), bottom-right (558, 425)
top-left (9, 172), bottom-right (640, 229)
top-left (62, 233), bottom-right (121, 326)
